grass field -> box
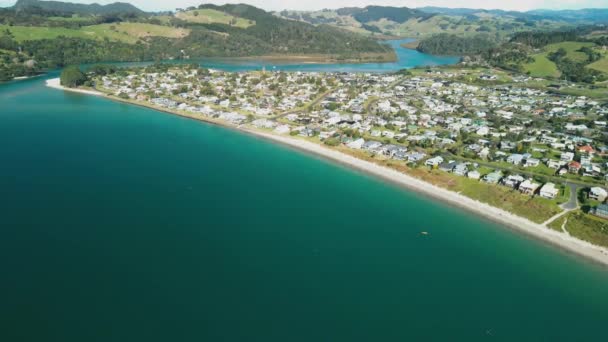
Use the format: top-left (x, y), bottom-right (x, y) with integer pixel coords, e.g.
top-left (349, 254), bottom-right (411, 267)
top-left (0, 23), bottom-right (190, 44)
top-left (524, 53), bottom-right (560, 78)
top-left (175, 9), bottom-right (254, 28)
top-left (588, 49), bottom-right (608, 74)
top-left (523, 41), bottom-right (597, 78)
top-left (334, 149), bottom-right (564, 223)
top-left (564, 211), bottom-right (608, 248)
top-left (544, 41), bottom-right (595, 62)
top-left (47, 15), bottom-right (94, 23)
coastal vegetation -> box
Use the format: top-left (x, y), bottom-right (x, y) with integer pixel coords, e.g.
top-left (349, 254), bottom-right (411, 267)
top-left (563, 211), bottom-right (608, 248)
top-left (59, 65), bottom-right (86, 87)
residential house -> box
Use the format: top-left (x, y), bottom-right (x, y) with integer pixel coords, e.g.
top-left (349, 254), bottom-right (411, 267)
top-left (524, 158), bottom-right (540, 168)
top-left (595, 203), bottom-right (608, 219)
top-left (568, 161), bottom-right (582, 174)
top-left (589, 187), bottom-right (608, 202)
top-left (539, 183), bottom-right (559, 199)
top-left (467, 170), bottom-right (481, 180)
top-left (425, 156), bottom-right (444, 167)
top-left (578, 145), bottom-right (595, 155)
top-left (347, 138), bottom-right (365, 149)
top-left (560, 152), bottom-right (575, 162)
top-left (507, 154), bottom-right (524, 165)
top-left (519, 180), bottom-right (540, 195)
top-left (503, 175), bottom-right (525, 188)
top-left (483, 171), bottom-right (503, 184)
top-left (547, 159), bottom-right (563, 169)
top-left (453, 163), bottom-right (468, 176)
top-left (439, 162), bottom-right (456, 172)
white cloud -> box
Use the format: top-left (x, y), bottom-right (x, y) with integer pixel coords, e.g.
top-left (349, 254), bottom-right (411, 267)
top-left (1, 0), bottom-right (607, 12)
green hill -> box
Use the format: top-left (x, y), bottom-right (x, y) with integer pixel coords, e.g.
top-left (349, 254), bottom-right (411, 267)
top-left (275, 5), bottom-right (571, 39)
top-left (176, 8), bottom-right (254, 28)
top-left (12, 0), bottom-right (145, 15)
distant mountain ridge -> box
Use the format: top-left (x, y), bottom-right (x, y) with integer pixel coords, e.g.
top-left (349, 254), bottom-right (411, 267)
top-left (12, 0), bottom-right (145, 15)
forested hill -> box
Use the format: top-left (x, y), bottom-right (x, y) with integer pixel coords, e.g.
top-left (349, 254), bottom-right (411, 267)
top-left (0, 2), bottom-right (393, 81)
top-left (12, 0), bottom-right (145, 15)
top-left (416, 33), bottom-right (497, 55)
top-left (190, 4), bottom-right (391, 56)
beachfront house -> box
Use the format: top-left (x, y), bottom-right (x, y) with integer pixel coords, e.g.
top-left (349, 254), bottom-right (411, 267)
top-left (439, 162), bottom-right (456, 172)
top-left (483, 171), bottom-right (503, 184)
top-left (589, 187), bottom-right (608, 202)
top-left (453, 163), bottom-right (468, 176)
top-left (425, 156), bottom-right (444, 167)
top-left (502, 175), bottom-right (525, 188)
top-left (594, 203), bottom-right (608, 219)
top-left (519, 180), bottom-right (540, 196)
top-left (539, 183), bottom-right (559, 199)
top-left (467, 170), bottom-right (481, 180)
top-left (347, 138), bottom-right (365, 149)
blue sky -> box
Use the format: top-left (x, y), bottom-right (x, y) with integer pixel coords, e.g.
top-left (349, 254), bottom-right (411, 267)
top-left (1, 0), bottom-right (607, 12)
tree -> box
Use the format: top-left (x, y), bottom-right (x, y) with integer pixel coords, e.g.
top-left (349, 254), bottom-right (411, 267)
top-left (60, 65), bottom-right (87, 88)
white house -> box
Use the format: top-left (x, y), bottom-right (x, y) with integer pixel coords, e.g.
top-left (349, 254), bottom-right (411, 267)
top-left (467, 170), bottom-right (481, 180)
top-left (425, 156), bottom-right (444, 167)
top-left (346, 138), bottom-right (365, 149)
top-left (589, 187), bottom-right (608, 202)
top-left (540, 183), bottom-right (559, 199)
top-left (507, 154), bottom-right (524, 165)
top-left (524, 158), bottom-right (541, 168)
top-left (519, 180), bottom-right (540, 195)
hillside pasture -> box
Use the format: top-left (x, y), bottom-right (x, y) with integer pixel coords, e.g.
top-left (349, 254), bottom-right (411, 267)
top-left (175, 9), bottom-right (254, 28)
top-left (524, 53), bottom-right (560, 78)
top-left (0, 23), bottom-right (190, 44)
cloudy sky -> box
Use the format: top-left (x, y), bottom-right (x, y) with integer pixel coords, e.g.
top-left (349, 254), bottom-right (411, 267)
top-left (1, 0), bottom-right (607, 12)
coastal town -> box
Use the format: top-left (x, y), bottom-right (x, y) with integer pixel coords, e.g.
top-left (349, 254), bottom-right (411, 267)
top-left (88, 63), bottom-right (608, 247)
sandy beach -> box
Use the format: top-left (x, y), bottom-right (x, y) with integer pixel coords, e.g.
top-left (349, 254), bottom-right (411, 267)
top-left (46, 78), bottom-right (608, 268)
top-left (46, 78), bottom-right (104, 96)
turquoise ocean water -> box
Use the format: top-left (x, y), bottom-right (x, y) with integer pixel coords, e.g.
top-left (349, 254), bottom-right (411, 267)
top-left (1, 42), bottom-right (607, 341)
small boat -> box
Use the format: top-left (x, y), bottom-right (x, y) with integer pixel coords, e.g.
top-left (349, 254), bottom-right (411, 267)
top-left (420, 231), bottom-right (429, 235)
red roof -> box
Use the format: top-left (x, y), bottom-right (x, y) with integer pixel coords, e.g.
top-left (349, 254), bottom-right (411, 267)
top-left (578, 145), bottom-right (595, 153)
top-left (569, 161), bottom-right (581, 168)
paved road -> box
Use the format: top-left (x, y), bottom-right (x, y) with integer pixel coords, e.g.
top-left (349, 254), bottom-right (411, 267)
top-left (561, 182), bottom-right (579, 210)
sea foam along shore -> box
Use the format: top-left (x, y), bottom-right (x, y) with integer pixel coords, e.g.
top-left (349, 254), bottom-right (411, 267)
top-left (46, 78), bottom-right (608, 268)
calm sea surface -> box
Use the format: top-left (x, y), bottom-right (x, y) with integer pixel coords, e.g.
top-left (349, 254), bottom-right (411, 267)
top-left (1, 43), bottom-right (607, 341)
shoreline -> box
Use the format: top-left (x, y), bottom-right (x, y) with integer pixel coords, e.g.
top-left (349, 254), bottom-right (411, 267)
top-left (46, 78), bottom-right (608, 268)
top-left (220, 52), bottom-right (398, 64)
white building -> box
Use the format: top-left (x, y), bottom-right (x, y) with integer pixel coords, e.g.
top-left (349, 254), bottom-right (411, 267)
top-left (539, 183), bottom-right (559, 199)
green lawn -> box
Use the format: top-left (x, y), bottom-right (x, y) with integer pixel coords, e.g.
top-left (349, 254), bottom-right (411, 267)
top-left (0, 23), bottom-right (190, 44)
top-left (175, 9), bottom-right (255, 28)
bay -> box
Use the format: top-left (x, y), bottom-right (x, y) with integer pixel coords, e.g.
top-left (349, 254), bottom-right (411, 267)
top-left (0, 46), bottom-right (607, 341)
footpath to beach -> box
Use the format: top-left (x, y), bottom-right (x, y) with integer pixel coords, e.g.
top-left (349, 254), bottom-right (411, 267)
top-left (46, 78), bottom-right (608, 268)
